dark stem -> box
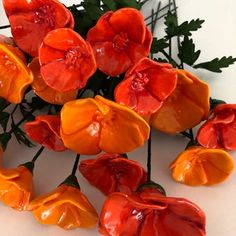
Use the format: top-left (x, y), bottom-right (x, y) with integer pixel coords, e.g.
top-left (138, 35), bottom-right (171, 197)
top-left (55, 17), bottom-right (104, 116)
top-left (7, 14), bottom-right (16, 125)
top-left (8, 107), bottom-right (36, 135)
top-left (0, 25), bottom-right (10, 30)
top-left (168, 1), bottom-right (172, 59)
top-left (147, 130), bottom-right (152, 182)
top-left (173, 0), bottom-right (183, 68)
top-left (180, 131), bottom-right (192, 139)
top-left (72, 154), bottom-right (81, 176)
top-left (145, 2), bottom-right (173, 21)
top-left (189, 128), bottom-right (194, 141)
top-left (161, 50), bottom-right (179, 68)
top-left (31, 146), bottom-right (45, 163)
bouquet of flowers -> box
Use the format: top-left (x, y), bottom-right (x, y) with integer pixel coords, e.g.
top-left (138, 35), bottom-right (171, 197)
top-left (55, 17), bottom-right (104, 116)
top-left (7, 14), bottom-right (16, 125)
top-left (0, 0), bottom-right (235, 235)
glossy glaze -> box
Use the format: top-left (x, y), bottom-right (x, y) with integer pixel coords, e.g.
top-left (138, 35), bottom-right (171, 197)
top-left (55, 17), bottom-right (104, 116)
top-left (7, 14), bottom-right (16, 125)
top-left (28, 185), bottom-right (98, 229)
top-left (197, 104), bottom-right (236, 150)
top-left (24, 115), bottom-right (66, 151)
top-left (0, 43), bottom-right (33, 104)
top-left (39, 28), bottom-right (97, 92)
top-left (60, 95), bottom-right (150, 155)
top-left (3, 0), bottom-right (74, 57)
top-left (79, 153), bottom-right (147, 195)
top-left (99, 188), bottom-right (206, 236)
top-left (115, 58), bottom-right (177, 116)
top-left (29, 58), bottom-right (78, 105)
top-left (0, 166), bottom-right (33, 211)
top-left (87, 8), bottom-right (152, 76)
top-left (150, 69), bottom-right (210, 134)
top-left (170, 146), bottom-right (234, 186)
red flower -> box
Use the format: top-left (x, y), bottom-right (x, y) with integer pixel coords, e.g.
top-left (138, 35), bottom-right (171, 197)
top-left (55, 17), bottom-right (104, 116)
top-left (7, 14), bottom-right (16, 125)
top-left (87, 8), bottom-right (152, 76)
top-left (39, 28), bottom-right (97, 92)
top-left (79, 153), bottom-right (147, 195)
top-left (24, 115), bottom-right (66, 151)
top-left (197, 104), bottom-right (236, 150)
top-left (99, 188), bottom-right (206, 236)
top-left (115, 58), bottom-right (177, 116)
top-left (3, 0), bottom-right (74, 57)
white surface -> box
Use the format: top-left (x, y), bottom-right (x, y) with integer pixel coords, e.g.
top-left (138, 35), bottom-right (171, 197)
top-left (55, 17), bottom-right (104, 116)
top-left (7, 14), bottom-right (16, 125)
top-left (0, 0), bottom-right (236, 236)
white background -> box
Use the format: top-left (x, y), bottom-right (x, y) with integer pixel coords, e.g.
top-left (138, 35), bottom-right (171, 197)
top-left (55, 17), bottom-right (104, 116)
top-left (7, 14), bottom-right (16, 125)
top-left (0, 0), bottom-right (236, 235)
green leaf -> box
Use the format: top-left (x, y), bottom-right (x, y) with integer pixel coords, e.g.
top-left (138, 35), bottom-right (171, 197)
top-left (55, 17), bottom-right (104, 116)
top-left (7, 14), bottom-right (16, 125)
top-left (28, 96), bottom-right (49, 110)
top-left (19, 104), bottom-right (35, 121)
top-left (12, 125), bottom-right (35, 148)
top-left (177, 19), bottom-right (205, 36)
top-left (0, 133), bottom-right (12, 150)
top-left (115, 0), bottom-right (141, 9)
top-left (0, 98), bottom-right (8, 111)
top-left (194, 56), bottom-right (236, 73)
top-left (86, 70), bottom-right (108, 92)
top-left (151, 38), bottom-right (169, 53)
top-left (0, 112), bottom-right (10, 132)
top-left (178, 36), bottom-right (201, 66)
top-left (164, 11), bottom-right (178, 37)
top-left (82, 3), bottom-right (104, 21)
top-left (102, 0), bottom-right (117, 10)
top-left (83, 0), bottom-right (100, 5)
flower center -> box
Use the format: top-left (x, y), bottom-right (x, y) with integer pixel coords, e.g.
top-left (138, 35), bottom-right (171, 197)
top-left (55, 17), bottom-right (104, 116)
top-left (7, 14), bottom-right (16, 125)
top-left (131, 72), bottom-right (149, 91)
top-left (113, 32), bottom-right (129, 50)
top-left (34, 4), bottom-right (55, 28)
top-left (64, 48), bottom-right (82, 66)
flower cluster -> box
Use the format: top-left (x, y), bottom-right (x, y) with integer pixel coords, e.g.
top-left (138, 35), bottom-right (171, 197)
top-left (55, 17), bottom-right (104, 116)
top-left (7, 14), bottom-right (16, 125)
top-left (0, 0), bottom-right (235, 235)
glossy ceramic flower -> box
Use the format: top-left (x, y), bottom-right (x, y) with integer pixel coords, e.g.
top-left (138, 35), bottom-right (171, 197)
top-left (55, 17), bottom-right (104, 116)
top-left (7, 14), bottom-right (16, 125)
top-left (60, 95), bottom-right (150, 155)
top-left (28, 184), bottom-right (98, 229)
top-left (0, 165), bottom-right (33, 211)
top-left (29, 58), bottom-right (78, 105)
top-left (197, 104), bottom-right (236, 150)
top-left (39, 28), bottom-right (97, 92)
top-left (150, 69), bottom-right (210, 134)
top-left (99, 188), bottom-right (206, 236)
top-left (24, 115), bottom-right (66, 151)
top-left (3, 0), bottom-right (74, 57)
top-left (79, 153), bottom-right (147, 195)
top-left (0, 43), bottom-right (33, 104)
top-left (87, 8), bottom-right (152, 76)
top-left (170, 146), bottom-right (234, 186)
top-left (115, 58), bottom-right (177, 116)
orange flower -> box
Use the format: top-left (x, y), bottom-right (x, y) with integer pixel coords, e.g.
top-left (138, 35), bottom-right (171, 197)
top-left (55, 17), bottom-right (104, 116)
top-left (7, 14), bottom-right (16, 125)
top-left (150, 70), bottom-right (210, 134)
top-left (28, 184), bottom-right (98, 229)
top-left (115, 58), bottom-right (177, 116)
top-left (24, 115), bottom-right (66, 152)
top-left (39, 28), bottom-right (97, 92)
top-left (0, 43), bottom-right (33, 104)
top-left (87, 8), bottom-right (152, 76)
top-left (60, 95), bottom-right (150, 155)
top-left (0, 165), bottom-right (33, 210)
top-left (170, 146), bottom-right (234, 186)
top-left (3, 0), bottom-right (74, 57)
top-left (29, 58), bottom-right (77, 105)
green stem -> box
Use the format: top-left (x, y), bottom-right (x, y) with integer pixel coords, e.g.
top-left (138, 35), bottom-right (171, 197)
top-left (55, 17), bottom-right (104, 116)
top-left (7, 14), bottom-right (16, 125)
top-left (161, 50), bottom-right (179, 68)
top-left (31, 146), bottom-right (45, 163)
top-left (72, 154), bottom-right (81, 176)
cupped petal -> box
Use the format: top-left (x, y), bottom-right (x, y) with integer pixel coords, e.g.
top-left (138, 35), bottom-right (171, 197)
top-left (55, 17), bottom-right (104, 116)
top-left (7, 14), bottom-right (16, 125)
top-left (29, 58), bottom-right (77, 105)
top-left (170, 147), bottom-right (234, 186)
top-left (86, 11), bottom-right (116, 43)
top-left (92, 42), bottom-right (131, 76)
top-left (151, 69), bottom-right (209, 134)
top-left (0, 43), bottom-right (33, 104)
top-left (24, 115), bottom-right (66, 151)
top-left (96, 96), bottom-right (150, 153)
top-left (109, 8), bottom-right (146, 44)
